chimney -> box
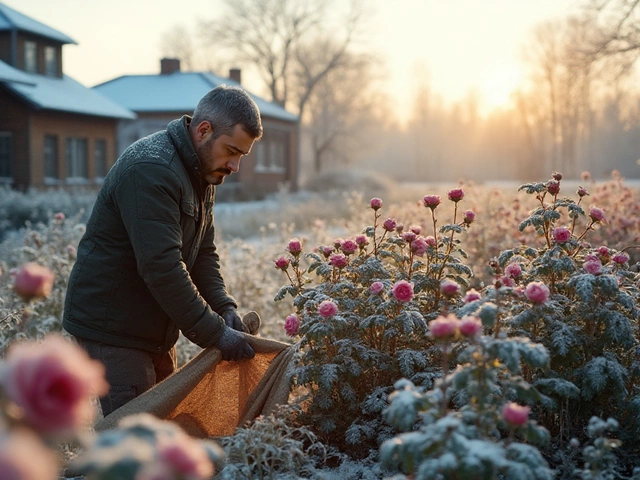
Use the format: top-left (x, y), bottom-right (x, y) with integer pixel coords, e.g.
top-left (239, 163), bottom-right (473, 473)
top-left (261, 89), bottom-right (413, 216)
top-left (229, 68), bottom-right (241, 84)
top-left (160, 58), bottom-right (181, 75)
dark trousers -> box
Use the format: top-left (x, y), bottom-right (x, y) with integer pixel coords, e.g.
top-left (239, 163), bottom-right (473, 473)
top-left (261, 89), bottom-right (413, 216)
top-left (74, 337), bottom-right (177, 417)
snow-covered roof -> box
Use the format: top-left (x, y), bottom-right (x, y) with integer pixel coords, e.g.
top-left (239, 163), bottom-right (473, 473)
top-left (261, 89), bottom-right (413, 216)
top-left (0, 2), bottom-right (76, 44)
top-left (0, 59), bottom-right (35, 85)
top-left (93, 71), bottom-right (298, 123)
top-left (0, 62), bottom-right (135, 119)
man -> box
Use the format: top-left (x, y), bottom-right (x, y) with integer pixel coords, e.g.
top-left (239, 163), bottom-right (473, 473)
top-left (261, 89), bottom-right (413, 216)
top-left (63, 85), bottom-right (260, 416)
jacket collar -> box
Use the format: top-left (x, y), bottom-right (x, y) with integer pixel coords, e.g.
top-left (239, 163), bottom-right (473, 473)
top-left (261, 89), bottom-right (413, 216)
top-left (167, 115), bottom-right (206, 191)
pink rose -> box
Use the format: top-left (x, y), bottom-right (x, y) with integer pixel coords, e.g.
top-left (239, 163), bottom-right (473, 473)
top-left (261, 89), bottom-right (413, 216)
top-left (584, 259), bottom-right (603, 275)
top-left (612, 252), bottom-right (629, 264)
top-left (411, 237), bottom-right (428, 256)
top-left (370, 197), bottom-right (383, 210)
top-left (54, 212), bottom-right (65, 221)
top-left (546, 180), bottom-right (560, 195)
top-left (577, 186), bottom-right (589, 197)
top-left (459, 316), bottom-right (482, 337)
top-left (13, 263), bottom-right (55, 301)
top-left (369, 281), bottom-right (385, 295)
top-left (402, 231), bottom-right (417, 243)
top-left (318, 300), bottom-right (338, 318)
top-left (0, 429), bottom-right (59, 480)
top-left (287, 238), bottom-right (302, 254)
top-left (464, 289), bottom-right (482, 303)
top-left (425, 236), bottom-right (437, 247)
top-left (422, 195), bottom-right (441, 210)
top-left (463, 210), bottom-right (476, 225)
top-left (447, 188), bottom-right (465, 202)
top-left (589, 206), bottom-right (605, 222)
top-left (355, 235), bottom-right (369, 248)
top-left (333, 238), bottom-right (344, 249)
top-left (284, 314), bottom-right (301, 336)
top-left (596, 246), bottom-right (609, 257)
top-left (552, 172), bottom-right (563, 181)
top-left (319, 246), bottom-right (334, 258)
top-left (440, 278), bottom-right (460, 297)
top-left (341, 239), bottom-right (358, 255)
top-left (383, 218), bottom-right (397, 232)
top-left (505, 262), bottom-right (521, 279)
top-left (409, 225), bottom-right (422, 235)
top-left (497, 275), bottom-right (515, 288)
top-left (157, 434), bottom-right (214, 479)
top-left (391, 280), bottom-right (414, 303)
top-left (524, 281), bottom-right (550, 304)
top-left (329, 253), bottom-right (348, 269)
top-left (0, 334), bottom-right (108, 435)
top-left (552, 226), bottom-right (571, 244)
top-left (502, 402), bottom-right (530, 427)
top-left (274, 256), bottom-right (290, 270)
top-left (429, 314), bottom-right (460, 340)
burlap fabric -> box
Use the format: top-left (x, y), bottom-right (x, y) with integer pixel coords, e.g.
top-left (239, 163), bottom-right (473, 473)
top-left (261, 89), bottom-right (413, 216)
top-left (93, 333), bottom-right (295, 438)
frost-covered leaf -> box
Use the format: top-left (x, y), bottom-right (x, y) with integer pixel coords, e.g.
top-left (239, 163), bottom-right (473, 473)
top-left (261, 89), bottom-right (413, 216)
top-left (578, 355), bottom-right (628, 400)
top-left (534, 378), bottom-right (580, 399)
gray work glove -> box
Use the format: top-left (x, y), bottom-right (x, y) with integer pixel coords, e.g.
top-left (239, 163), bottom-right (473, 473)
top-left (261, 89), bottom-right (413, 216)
top-left (216, 326), bottom-right (255, 361)
top-left (220, 306), bottom-right (245, 332)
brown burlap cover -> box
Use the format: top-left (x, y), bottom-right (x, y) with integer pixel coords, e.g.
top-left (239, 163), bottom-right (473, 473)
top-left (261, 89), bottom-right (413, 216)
top-left (93, 334), bottom-right (295, 438)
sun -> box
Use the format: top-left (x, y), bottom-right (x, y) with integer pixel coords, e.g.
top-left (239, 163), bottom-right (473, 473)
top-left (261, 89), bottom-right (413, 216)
top-left (478, 63), bottom-right (524, 115)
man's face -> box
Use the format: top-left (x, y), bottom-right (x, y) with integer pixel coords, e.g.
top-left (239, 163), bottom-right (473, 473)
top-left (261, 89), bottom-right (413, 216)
top-left (194, 123), bottom-right (255, 185)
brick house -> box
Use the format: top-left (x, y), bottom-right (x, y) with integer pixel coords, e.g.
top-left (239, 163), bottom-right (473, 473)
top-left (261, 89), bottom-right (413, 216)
top-left (0, 2), bottom-right (135, 190)
top-left (93, 59), bottom-right (300, 199)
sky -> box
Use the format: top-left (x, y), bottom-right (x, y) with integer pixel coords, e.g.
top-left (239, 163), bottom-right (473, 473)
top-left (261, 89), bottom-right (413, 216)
top-left (4, 0), bottom-right (581, 118)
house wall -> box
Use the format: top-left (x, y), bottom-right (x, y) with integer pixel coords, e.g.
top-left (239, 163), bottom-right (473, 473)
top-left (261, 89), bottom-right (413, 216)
top-left (29, 111), bottom-right (118, 187)
top-left (0, 88), bottom-right (30, 187)
top-left (0, 34), bottom-right (12, 65)
top-left (9, 32), bottom-right (63, 76)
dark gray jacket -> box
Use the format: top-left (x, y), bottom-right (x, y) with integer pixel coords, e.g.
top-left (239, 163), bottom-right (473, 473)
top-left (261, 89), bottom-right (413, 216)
top-left (63, 116), bottom-right (235, 353)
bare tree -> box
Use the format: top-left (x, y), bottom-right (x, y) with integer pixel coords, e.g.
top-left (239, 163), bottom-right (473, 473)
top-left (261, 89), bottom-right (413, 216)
top-left (159, 25), bottom-right (198, 71)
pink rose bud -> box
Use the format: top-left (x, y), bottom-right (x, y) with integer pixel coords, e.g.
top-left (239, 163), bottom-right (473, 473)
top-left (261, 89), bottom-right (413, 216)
top-left (503, 402), bottom-right (530, 427)
top-left (333, 238), bottom-right (344, 249)
top-left (584, 259), bottom-right (603, 275)
top-left (498, 275), bottom-right (515, 288)
top-left (370, 197), bottom-right (383, 210)
top-left (596, 246), bottom-right (609, 257)
top-left (425, 236), bottom-right (437, 247)
top-left (505, 262), bottom-right (521, 279)
top-left (546, 180), bottom-right (560, 195)
top-left (552, 172), bottom-right (563, 181)
top-left (66, 245), bottom-right (77, 258)
top-left (341, 239), bottom-right (358, 255)
top-left (464, 289), bottom-right (482, 303)
top-left (275, 256), bottom-right (290, 270)
top-left (429, 314), bottom-right (460, 340)
top-left (440, 278), bottom-right (460, 297)
top-left (391, 280), bottom-right (414, 303)
top-left (318, 300), bottom-right (338, 318)
top-left (463, 210), bottom-right (476, 225)
top-left (395, 223), bottom-right (404, 233)
top-left (410, 225), bottom-right (422, 235)
top-left (284, 314), bottom-right (301, 336)
top-left (355, 235), bottom-right (369, 247)
top-left (552, 226), bottom-right (571, 244)
top-left (524, 281), bottom-right (550, 304)
top-left (459, 315), bottom-right (482, 337)
top-left (320, 246), bottom-right (334, 258)
top-left (411, 237), bottom-right (428, 256)
top-left (329, 253), bottom-right (348, 269)
top-left (383, 218), bottom-right (397, 232)
top-left (589, 206), bottom-right (605, 222)
top-left (0, 429), bottom-right (59, 480)
top-left (422, 194), bottom-right (441, 210)
top-left (577, 186), bottom-right (589, 197)
top-left (402, 231), bottom-right (417, 243)
top-left (0, 334), bottom-right (109, 435)
top-left (54, 212), bottom-right (65, 221)
top-left (157, 434), bottom-right (215, 479)
top-left (13, 263), bottom-right (55, 301)
top-left (612, 252), bottom-right (629, 264)
top-left (447, 188), bottom-right (465, 202)
top-left (581, 171), bottom-right (591, 181)
top-left (287, 238), bottom-right (302, 254)
top-left (369, 281), bottom-right (385, 295)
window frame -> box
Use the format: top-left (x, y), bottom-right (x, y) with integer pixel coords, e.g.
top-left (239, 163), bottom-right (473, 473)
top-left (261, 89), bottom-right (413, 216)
top-left (44, 46), bottom-right (57, 77)
top-left (0, 132), bottom-right (13, 183)
top-left (65, 137), bottom-right (89, 184)
top-left (24, 40), bottom-right (37, 74)
top-left (43, 134), bottom-right (60, 185)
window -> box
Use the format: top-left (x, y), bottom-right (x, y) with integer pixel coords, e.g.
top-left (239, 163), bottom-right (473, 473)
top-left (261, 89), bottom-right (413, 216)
top-left (66, 138), bottom-right (88, 181)
top-left (94, 139), bottom-right (107, 179)
top-left (255, 131), bottom-right (288, 172)
top-left (44, 46), bottom-right (57, 76)
top-left (44, 135), bottom-right (58, 180)
top-left (24, 41), bottom-right (37, 73)
top-left (0, 132), bottom-right (12, 180)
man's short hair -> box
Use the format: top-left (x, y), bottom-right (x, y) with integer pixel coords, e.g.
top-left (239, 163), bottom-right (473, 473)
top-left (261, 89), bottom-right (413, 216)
top-left (192, 85), bottom-right (263, 140)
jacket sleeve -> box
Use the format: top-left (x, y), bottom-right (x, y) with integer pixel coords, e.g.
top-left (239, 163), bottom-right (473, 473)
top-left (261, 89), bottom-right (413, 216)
top-left (112, 163), bottom-right (225, 348)
top-left (190, 217), bottom-right (237, 314)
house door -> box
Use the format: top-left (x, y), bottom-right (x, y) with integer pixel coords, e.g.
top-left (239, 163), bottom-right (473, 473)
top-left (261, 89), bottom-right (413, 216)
top-left (0, 132), bottom-right (12, 184)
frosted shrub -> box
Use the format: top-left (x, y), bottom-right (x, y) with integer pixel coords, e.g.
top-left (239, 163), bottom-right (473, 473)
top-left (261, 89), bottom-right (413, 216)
top-left (275, 190), bottom-right (474, 456)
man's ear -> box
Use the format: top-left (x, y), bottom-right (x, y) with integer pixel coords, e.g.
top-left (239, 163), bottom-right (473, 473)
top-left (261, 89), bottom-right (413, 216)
top-left (194, 121), bottom-right (212, 142)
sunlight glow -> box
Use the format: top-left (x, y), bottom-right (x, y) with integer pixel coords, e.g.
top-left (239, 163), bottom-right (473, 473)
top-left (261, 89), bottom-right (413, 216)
top-left (478, 63), bottom-right (524, 115)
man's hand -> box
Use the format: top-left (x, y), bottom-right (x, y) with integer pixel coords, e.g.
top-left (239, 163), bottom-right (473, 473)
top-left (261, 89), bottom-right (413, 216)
top-left (215, 327), bottom-right (255, 361)
top-left (220, 307), bottom-right (244, 332)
